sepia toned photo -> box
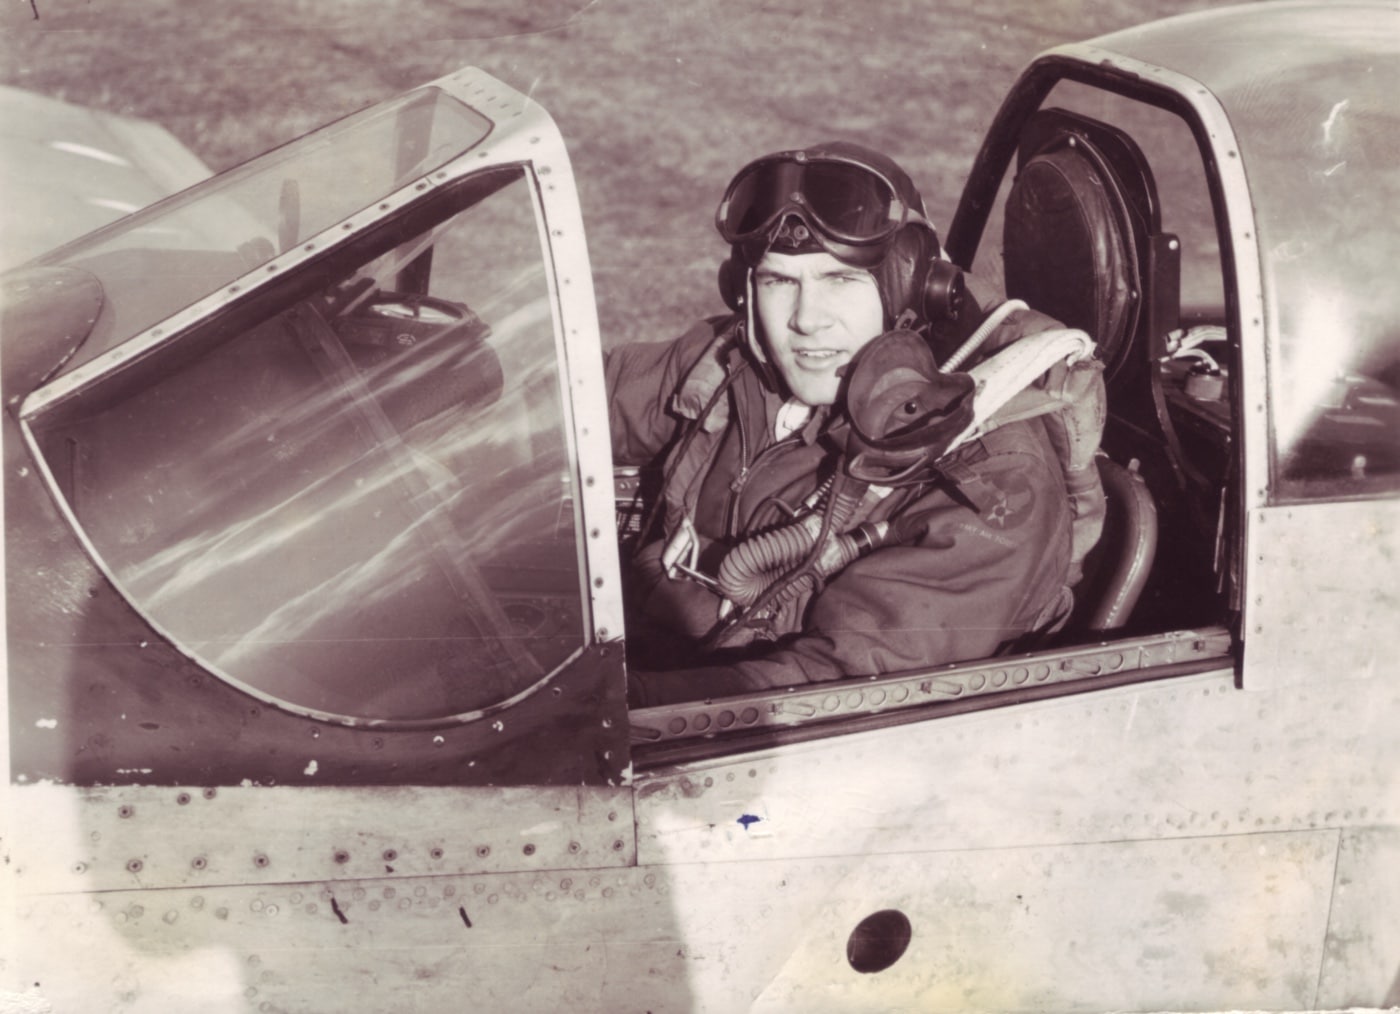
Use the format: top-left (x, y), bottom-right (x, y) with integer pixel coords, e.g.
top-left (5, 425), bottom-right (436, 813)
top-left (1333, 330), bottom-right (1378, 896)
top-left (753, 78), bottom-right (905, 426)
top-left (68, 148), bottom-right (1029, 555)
top-left (2, 1), bottom-right (1397, 1010)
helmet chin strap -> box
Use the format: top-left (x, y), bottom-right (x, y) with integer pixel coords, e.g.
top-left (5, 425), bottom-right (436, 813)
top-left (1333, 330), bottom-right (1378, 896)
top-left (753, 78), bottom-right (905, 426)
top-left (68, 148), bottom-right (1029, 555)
top-left (744, 268), bottom-right (762, 362)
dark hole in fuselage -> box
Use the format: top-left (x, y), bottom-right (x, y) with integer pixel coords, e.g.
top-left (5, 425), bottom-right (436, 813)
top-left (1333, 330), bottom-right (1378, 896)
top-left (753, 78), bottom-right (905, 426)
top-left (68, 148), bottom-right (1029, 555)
top-left (846, 908), bottom-right (913, 974)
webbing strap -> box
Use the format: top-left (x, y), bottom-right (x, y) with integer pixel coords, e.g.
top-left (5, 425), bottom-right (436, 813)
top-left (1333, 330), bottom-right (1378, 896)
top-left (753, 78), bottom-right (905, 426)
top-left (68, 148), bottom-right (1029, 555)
top-left (949, 326), bottom-right (1096, 451)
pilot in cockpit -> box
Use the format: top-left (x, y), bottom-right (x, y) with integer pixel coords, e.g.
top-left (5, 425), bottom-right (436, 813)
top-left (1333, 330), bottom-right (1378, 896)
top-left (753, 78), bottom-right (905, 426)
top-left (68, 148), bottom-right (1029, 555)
top-left (607, 142), bottom-right (1098, 705)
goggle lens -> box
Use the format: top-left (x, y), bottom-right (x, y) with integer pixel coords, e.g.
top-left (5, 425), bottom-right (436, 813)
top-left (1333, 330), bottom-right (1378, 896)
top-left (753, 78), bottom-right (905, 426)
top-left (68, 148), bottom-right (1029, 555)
top-left (802, 162), bottom-right (898, 238)
top-left (718, 156), bottom-right (906, 246)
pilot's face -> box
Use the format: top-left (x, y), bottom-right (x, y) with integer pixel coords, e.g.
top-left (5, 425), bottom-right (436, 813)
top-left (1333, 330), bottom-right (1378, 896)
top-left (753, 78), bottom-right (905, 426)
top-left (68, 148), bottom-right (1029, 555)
top-left (753, 250), bottom-right (885, 407)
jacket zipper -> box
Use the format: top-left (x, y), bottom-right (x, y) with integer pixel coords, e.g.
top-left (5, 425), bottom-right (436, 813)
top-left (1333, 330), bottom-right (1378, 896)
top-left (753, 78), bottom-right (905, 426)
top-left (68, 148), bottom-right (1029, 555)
top-left (724, 429), bottom-right (805, 539)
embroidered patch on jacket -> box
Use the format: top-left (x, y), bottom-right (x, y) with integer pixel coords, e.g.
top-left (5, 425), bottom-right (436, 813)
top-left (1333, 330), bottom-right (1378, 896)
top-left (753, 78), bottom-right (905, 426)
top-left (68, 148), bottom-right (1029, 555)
top-left (983, 471), bottom-right (1036, 532)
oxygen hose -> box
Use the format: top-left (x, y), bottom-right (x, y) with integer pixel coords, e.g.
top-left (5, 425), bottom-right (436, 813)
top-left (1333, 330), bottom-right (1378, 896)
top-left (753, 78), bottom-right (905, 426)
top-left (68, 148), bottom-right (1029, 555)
top-left (940, 298), bottom-right (1027, 373)
top-left (716, 477), bottom-right (871, 608)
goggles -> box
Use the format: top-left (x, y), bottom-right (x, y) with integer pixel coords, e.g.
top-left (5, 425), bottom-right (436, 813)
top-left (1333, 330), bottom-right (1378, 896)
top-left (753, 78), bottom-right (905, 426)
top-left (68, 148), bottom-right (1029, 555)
top-left (715, 150), bottom-right (918, 264)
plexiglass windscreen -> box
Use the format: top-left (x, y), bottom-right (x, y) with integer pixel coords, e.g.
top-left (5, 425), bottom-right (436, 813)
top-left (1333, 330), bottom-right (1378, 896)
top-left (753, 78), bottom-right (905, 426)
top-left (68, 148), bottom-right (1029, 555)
top-left (1229, 40), bottom-right (1400, 501)
top-left (45, 87), bottom-right (492, 372)
top-left (31, 168), bottom-right (586, 723)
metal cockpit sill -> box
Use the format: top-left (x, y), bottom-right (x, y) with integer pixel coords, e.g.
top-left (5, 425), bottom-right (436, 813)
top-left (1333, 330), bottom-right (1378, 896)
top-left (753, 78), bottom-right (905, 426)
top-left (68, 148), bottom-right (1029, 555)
top-left (629, 626), bottom-right (1233, 761)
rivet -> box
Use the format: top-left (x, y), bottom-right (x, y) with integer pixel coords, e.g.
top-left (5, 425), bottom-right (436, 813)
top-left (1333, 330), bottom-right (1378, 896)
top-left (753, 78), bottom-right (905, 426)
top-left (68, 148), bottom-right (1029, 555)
top-left (523, 843), bottom-right (536, 856)
top-left (382, 849), bottom-right (398, 862)
top-left (126, 859), bottom-right (143, 873)
top-left (118, 805), bottom-right (135, 819)
top-left (191, 856), bottom-right (207, 871)
top-left (568, 841), bottom-right (581, 854)
top-left (203, 787), bottom-right (217, 799)
top-left (611, 840), bottom-right (625, 852)
top-left (176, 792), bottom-right (191, 805)
top-left (430, 848), bottom-right (445, 860)
top-left (333, 850), bottom-right (350, 865)
top-left (477, 845), bottom-right (491, 858)
top-left (254, 853), bottom-right (270, 868)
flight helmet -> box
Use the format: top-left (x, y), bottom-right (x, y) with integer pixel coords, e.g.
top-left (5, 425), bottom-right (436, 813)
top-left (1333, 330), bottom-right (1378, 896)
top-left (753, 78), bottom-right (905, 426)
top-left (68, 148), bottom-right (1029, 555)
top-left (715, 140), bottom-right (964, 330)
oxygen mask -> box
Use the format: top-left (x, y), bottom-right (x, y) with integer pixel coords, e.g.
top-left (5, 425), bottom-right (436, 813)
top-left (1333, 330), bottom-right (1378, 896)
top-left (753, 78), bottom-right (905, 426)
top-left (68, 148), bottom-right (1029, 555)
top-left (842, 328), bottom-right (976, 483)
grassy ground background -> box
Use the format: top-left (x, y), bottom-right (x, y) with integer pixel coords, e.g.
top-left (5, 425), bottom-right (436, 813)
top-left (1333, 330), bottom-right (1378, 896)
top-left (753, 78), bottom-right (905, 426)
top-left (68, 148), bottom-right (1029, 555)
top-left (0, 0), bottom-right (1243, 345)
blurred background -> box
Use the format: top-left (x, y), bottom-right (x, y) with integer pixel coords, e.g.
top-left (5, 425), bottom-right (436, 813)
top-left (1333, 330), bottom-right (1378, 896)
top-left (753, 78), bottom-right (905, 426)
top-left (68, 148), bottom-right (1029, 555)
top-left (0, 0), bottom-right (1245, 346)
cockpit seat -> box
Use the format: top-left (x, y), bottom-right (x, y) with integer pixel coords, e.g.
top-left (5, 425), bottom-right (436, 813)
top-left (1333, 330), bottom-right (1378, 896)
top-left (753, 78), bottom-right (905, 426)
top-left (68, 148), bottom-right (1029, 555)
top-left (1079, 454), bottom-right (1158, 630)
top-left (1001, 109), bottom-right (1165, 630)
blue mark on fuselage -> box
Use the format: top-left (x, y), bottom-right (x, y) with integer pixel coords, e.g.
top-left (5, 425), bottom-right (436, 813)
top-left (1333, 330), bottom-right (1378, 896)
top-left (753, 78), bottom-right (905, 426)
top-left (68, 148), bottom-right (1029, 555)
top-left (737, 814), bottom-right (762, 830)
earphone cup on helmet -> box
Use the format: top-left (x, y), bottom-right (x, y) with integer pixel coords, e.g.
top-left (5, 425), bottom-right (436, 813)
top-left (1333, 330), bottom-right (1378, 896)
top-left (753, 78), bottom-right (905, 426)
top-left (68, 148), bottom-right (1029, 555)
top-left (922, 259), bottom-right (966, 323)
top-left (717, 257), bottom-right (746, 311)
top-left (875, 225), bottom-right (964, 327)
